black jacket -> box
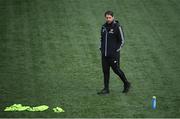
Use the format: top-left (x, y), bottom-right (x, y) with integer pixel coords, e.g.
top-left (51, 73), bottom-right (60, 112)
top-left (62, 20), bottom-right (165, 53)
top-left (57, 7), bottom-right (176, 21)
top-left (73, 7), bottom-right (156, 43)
top-left (100, 20), bottom-right (125, 57)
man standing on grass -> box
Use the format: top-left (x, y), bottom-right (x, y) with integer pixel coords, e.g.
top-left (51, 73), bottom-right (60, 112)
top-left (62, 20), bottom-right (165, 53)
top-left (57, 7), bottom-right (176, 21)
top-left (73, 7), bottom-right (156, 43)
top-left (98, 11), bottom-right (131, 95)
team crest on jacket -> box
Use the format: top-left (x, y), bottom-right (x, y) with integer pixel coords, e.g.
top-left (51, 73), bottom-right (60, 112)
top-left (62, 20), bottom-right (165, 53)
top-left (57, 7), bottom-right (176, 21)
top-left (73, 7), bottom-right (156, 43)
top-left (109, 29), bottom-right (114, 34)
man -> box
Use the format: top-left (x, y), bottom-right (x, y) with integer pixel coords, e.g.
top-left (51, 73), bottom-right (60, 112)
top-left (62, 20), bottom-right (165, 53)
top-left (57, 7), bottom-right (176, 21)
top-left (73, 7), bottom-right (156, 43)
top-left (98, 11), bottom-right (131, 95)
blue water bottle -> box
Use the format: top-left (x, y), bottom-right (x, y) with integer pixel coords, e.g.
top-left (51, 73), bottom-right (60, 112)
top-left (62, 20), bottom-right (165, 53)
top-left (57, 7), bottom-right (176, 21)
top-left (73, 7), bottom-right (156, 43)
top-left (152, 96), bottom-right (156, 109)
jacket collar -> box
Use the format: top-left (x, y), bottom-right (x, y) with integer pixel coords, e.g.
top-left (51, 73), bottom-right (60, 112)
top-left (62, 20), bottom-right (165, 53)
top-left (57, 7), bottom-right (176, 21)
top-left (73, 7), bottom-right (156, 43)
top-left (105, 20), bottom-right (117, 28)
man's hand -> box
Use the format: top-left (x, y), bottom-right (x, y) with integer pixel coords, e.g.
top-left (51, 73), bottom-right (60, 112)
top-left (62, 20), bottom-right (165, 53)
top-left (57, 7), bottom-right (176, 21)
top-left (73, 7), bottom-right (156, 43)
top-left (116, 47), bottom-right (122, 52)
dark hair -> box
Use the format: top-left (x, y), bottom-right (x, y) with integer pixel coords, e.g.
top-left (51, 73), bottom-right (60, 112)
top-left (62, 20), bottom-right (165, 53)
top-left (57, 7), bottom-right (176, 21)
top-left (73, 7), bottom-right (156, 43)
top-left (104, 10), bottom-right (114, 17)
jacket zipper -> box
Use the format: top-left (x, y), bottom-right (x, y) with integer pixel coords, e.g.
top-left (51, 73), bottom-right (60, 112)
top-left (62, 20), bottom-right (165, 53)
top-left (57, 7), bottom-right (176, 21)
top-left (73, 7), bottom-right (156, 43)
top-left (105, 28), bottom-right (108, 56)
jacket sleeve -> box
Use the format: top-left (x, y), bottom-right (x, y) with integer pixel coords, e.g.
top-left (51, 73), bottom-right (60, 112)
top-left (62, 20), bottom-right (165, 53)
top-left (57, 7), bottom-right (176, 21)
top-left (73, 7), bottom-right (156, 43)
top-left (116, 25), bottom-right (125, 52)
top-left (99, 26), bottom-right (103, 50)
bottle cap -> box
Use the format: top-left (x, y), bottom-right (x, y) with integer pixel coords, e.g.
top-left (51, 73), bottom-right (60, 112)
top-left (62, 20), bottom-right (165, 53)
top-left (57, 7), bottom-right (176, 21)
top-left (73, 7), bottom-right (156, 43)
top-left (153, 96), bottom-right (156, 99)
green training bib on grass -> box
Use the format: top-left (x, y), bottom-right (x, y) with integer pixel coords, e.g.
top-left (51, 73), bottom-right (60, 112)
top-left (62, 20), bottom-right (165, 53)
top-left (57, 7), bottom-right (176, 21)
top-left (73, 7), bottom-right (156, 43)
top-left (53, 107), bottom-right (65, 113)
top-left (4, 104), bottom-right (49, 112)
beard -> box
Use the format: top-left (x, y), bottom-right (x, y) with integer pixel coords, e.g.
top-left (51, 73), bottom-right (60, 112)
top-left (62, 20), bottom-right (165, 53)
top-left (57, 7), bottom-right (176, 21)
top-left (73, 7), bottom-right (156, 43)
top-left (107, 20), bottom-right (113, 24)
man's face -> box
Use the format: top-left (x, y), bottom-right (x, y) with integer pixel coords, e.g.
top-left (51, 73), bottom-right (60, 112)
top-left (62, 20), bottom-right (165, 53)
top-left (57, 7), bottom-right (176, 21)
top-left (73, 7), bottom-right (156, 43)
top-left (105, 15), bottom-right (114, 24)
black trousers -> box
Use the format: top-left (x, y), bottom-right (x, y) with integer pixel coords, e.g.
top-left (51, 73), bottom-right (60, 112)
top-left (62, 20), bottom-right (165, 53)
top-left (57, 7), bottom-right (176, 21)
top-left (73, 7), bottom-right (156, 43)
top-left (101, 53), bottom-right (128, 90)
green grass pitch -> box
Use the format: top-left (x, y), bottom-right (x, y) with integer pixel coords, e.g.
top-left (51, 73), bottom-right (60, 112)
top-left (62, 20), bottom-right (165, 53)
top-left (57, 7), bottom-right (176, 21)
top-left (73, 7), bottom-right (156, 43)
top-left (0, 0), bottom-right (180, 118)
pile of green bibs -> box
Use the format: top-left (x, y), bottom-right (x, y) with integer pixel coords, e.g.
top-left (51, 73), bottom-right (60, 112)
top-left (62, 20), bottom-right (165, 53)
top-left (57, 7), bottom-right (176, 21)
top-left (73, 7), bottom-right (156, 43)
top-left (53, 107), bottom-right (65, 113)
top-left (4, 104), bottom-right (64, 113)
